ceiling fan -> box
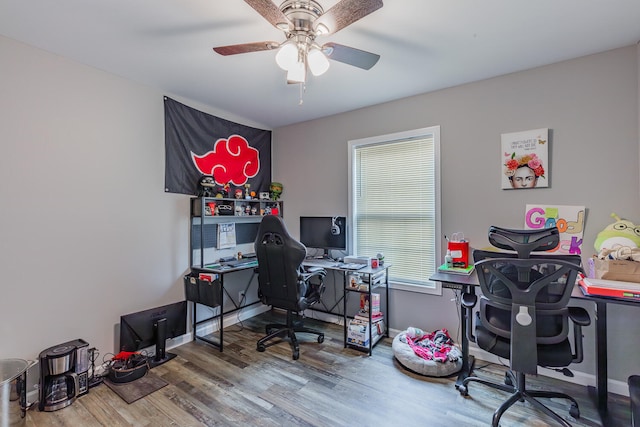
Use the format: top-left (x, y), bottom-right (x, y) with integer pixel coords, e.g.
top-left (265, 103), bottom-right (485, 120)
top-left (213, 0), bottom-right (383, 84)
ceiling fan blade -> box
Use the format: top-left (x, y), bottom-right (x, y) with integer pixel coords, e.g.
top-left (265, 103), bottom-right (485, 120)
top-left (323, 42), bottom-right (380, 70)
top-left (314, 0), bottom-right (383, 35)
top-left (244, 0), bottom-right (291, 30)
top-left (213, 41), bottom-right (279, 56)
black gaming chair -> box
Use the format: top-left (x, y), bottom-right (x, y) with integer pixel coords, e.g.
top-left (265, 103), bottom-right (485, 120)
top-left (254, 215), bottom-right (326, 360)
top-left (459, 226), bottom-right (590, 427)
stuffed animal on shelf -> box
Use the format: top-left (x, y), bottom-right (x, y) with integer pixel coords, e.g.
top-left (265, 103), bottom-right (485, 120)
top-left (594, 213), bottom-right (640, 253)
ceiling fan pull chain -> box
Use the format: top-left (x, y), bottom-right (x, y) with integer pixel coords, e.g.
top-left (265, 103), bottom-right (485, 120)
top-left (299, 82), bottom-right (306, 105)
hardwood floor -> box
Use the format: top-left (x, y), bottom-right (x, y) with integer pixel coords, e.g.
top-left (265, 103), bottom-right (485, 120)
top-left (24, 310), bottom-right (631, 426)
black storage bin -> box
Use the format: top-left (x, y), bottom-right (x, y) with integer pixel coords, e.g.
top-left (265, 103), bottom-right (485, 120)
top-left (184, 274), bottom-right (200, 302)
top-left (198, 278), bottom-right (221, 308)
top-left (183, 273), bottom-right (221, 308)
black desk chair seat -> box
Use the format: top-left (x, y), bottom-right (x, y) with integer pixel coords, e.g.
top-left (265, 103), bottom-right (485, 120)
top-left (460, 227), bottom-right (590, 427)
top-left (254, 215), bottom-right (326, 360)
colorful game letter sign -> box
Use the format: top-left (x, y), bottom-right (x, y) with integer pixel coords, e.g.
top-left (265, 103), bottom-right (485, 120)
top-left (524, 205), bottom-right (586, 255)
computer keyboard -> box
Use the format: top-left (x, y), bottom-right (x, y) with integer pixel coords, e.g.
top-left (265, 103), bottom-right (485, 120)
top-left (222, 259), bottom-right (258, 268)
top-left (340, 263), bottom-right (366, 270)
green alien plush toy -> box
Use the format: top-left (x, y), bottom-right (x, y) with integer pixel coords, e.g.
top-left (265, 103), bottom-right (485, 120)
top-left (594, 213), bottom-right (640, 252)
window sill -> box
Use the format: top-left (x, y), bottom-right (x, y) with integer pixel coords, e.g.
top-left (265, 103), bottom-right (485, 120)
top-left (389, 281), bottom-right (442, 296)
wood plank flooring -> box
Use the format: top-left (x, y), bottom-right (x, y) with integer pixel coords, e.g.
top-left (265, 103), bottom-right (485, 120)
top-left (24, 310), bottom-right (631, 426)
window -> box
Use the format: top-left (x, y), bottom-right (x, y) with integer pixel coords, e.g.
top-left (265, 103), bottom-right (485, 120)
top-left (348, 126), bottom-right (441, 294)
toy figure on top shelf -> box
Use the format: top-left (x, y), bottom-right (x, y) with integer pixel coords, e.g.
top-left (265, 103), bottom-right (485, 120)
top-left (197, 175), bottom-right (216, 197)
top-left (215, 182), bottom-right (230, 198)
top-left (270, 182), bottom-right (283, 200)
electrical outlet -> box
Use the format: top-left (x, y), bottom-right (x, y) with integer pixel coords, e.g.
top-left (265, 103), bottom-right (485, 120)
top-left (238, 291), bottom-right (245, 302)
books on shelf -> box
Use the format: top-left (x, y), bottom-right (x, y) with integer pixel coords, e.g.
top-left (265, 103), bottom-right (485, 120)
top-left (579, 277), bottom-right (640, 300)
top-left (353, 310), bottom-right (383, 322)
top-left (360, 293), bottom-right (380, 313)
top-left (437, 263), bottom-right (475, 275)
top-left (346, 317), bottom-right (385, 348)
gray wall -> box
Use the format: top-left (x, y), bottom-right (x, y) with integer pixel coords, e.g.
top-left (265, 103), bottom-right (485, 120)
top-left (0, 35), bottom-right (263, 361)
top-left (273, 45), bottom-right (640, 387)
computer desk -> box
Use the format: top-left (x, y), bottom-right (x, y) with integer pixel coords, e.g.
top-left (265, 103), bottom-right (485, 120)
top-left (303, 258), bottom-right (392, 355)
top-left (189, 259), bottom-right (391, 355)
top-left (430, 269), bottom-right (636, 425)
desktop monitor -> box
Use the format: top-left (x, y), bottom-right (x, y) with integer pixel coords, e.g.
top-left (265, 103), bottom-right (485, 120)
top-left (119, 300), bottom-right (187, 368)
top-left (299, 216), bottom-right (347, 258)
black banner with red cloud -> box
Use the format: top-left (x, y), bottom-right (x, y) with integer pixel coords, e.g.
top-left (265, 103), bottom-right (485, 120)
top-left (164, 96), bottom-right (272, 196)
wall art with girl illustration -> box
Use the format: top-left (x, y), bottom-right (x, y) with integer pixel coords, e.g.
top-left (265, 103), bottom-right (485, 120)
top-left (501, 128), bottom-right (549, 190)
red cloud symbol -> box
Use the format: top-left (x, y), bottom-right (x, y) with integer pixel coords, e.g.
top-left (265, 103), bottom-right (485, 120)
top-left (191, 135), bottom-right (260, 186)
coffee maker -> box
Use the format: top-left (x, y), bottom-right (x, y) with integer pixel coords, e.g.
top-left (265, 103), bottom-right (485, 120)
top-left (38, 338), bottom-right (89, 411)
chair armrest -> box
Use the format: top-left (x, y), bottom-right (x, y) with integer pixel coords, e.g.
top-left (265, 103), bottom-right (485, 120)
top-left (300, 268), bottom-right (327, 282)
top-left (568, 306), bottom-right (590, 364)
top-left (568, 306), bottom-right (590, 327)
top-left (461, 292), bottom-right (477, 309)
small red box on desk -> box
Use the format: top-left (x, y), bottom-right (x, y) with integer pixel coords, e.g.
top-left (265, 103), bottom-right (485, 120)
top-left (448, 240), bottom-right (469, 268)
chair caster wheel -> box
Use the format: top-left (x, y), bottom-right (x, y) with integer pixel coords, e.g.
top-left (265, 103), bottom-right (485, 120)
top-left (292, 350), bottom-right (299, 360)
top-left (257, 343), bottom-right (265, 352)
top-left (458, 385), bottom-right (468, 396)
top-left (569, 403), bottom-right (580, 419)
top-left (504, 373), bottom-right (513, 386)
top-left (317, 334), bottom-right (324, 343)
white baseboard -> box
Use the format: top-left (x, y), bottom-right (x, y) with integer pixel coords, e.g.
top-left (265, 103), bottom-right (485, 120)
top-left (185, 304), bottom-right (271, 341)
top-left (469, 347), bottom-right (630, 397)
top-left (304, 309), bottom-right (344, 326)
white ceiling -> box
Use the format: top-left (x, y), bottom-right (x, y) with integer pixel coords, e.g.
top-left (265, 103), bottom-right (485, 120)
top-left (1, 0), bottom-right (640, 129)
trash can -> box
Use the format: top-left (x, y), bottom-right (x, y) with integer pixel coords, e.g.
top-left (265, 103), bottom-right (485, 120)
top-left (1, 359), bottom-right (29, 427)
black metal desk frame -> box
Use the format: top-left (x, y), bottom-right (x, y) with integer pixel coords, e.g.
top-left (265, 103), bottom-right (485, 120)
top-left (189, 263), bottom-right (260, 351)
top-left (303, 259), bottom-right (392, 356)
top-left (430, 270), bottom-right (635, 426)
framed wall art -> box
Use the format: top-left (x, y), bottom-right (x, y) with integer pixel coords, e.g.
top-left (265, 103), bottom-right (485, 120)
top-left (501, 128), bottom-right (549, 190)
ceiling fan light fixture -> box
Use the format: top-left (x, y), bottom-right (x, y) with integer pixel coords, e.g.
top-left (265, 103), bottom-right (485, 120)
top-left (287, 60), bottom-right (307, 83)
top-left (275, 42), bottom-right (298, 70)
top-left (308, 48), bottom-right (330, 76)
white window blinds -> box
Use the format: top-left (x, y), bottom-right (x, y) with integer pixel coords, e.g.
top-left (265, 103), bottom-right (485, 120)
top-left (350, 127), bottom-right (441, 289)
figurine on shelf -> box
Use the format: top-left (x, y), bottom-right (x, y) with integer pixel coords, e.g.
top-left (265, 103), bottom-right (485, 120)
top-left (250, 191), bottom-right (257, 199)
top-left (269, 182), bottom-right (283, 200)
top-left (220, 182), bottom-right (230, 198)
top-left (244, 184), bottom-right (252, 199)
top-left (234, 189), bottom-right (243, 199)
top-left (244, 204), bottom-right (251, 215)
top-left (251, 206), bottom-right (257, 216)
top-left (197, 175), bottom-right (216, 197)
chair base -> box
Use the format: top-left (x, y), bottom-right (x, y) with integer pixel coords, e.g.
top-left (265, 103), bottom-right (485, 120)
top-left (459, 370), bottom-right (579, 427)
top-left (256, 310), bottom-right (324, 360)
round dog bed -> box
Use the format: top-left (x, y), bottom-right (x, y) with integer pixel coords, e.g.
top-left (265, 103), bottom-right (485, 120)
top-left (392, 329), bottom-right (463, 377)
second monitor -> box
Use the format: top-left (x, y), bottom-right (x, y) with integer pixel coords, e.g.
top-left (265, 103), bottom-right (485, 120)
top-left (299, 216), bottom-right (347, 259)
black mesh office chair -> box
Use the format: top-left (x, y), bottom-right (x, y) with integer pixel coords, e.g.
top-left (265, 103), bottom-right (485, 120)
top-left (459, 226), bottom-right (590, 427)
top-left (254, 215), bottom-right (327, 360)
